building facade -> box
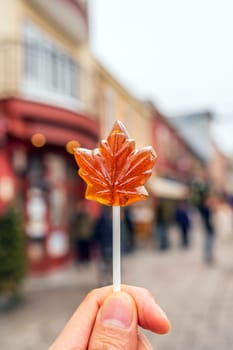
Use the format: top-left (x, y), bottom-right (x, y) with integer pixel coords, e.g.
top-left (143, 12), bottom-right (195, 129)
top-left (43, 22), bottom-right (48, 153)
top-left (92, 62), bottom-right (155, 239)
top-left (1, 1), bottom-right (224, 271)
top-left (208, 142), bottom-right (228, 194)
top-left (93, 61), bottom-right (152, 146)
top-left (149, 104), bottom-right (204, 199)
top-left (0, 0), bottom-right (99, 272)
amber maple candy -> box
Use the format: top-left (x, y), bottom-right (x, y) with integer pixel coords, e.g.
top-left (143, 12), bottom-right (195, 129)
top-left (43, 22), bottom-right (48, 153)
top-left (74, 120), bottom-right (157, 206)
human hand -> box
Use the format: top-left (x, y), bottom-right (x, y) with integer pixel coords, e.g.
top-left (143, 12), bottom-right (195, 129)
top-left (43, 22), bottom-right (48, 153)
top-left (49, 284), bottom-right (171, 350)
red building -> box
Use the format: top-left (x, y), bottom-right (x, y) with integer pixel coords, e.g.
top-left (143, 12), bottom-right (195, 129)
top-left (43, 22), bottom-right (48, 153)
top-left (0, 99), bottom-right (99, 272)
top-left (0, 0), bottom-right (99, 273)
top-left (149, 104), bottom-right (204, 200)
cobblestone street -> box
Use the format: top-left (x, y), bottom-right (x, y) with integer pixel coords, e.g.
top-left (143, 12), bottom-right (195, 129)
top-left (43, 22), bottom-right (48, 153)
top-left (1, 219), bottom-right (233, 350)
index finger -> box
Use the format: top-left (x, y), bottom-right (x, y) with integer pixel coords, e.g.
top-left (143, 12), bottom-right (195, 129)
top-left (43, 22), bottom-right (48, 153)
top-left (122, 285), bottom-right (171, 334)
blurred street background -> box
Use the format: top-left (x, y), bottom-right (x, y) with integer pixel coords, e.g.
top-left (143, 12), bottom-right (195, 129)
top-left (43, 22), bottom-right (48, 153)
top-left (0, 1), bottom-right (233, 349)
top-left (1, 214), bottom-right (233, 350)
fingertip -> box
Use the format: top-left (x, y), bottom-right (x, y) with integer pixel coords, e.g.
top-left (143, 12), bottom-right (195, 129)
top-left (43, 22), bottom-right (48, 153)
top-left (154, 304), bottom-right (171, 334)
top-left (156, 304), bottom-right (171, 333)
top-left (133, 288), bottom-right (171, 334)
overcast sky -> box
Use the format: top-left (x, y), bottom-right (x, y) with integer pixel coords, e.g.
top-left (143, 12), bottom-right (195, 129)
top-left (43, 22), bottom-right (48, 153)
top-left (88, 0), bottom-right (233, 156)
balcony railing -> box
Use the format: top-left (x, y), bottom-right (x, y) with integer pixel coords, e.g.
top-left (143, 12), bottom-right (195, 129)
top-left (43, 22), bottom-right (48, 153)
top-left (0, 40), bottom-right (98, 116)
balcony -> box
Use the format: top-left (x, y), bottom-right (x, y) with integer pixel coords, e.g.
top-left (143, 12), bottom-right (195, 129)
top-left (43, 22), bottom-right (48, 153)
top-left (27, 0), bottom-right (88, 43)
top-left (0, 40), bottom-right (97, 116)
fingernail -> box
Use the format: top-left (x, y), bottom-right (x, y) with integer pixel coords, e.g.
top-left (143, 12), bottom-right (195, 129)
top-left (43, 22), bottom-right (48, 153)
top-left (101, 292), bottom-right (134, 329)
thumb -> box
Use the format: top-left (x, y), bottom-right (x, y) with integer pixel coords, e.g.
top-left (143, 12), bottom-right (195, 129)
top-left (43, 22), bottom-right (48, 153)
top-left (88, 291), bottom-right (138, 349)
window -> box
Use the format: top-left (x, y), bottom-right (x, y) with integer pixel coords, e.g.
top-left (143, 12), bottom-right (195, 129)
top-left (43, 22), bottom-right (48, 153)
top-left (23, 22), bottom-right (79, 100)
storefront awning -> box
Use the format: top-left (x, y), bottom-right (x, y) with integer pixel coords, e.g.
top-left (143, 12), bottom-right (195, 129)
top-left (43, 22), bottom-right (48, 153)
top-left (148, 176), bottom-right (189, 199)
top-left (3, 98), bottom-right (99, 148)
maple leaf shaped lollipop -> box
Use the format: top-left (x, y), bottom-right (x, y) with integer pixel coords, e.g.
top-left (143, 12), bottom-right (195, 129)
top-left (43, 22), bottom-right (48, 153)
top-left (74, 120), bottom-right (157, 206)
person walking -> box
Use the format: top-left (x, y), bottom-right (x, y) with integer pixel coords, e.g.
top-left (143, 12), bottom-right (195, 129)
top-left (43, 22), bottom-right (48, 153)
top-left (198, 193), bottom-right (215, 264)
top-left (70, 201), bottom-right (93, 264)
top-left (155, 199), bottom-right (170, 251)
top-left (93, 206), bottom-right (113, 286)
top-left (175, 200), bottom-right (191, 248)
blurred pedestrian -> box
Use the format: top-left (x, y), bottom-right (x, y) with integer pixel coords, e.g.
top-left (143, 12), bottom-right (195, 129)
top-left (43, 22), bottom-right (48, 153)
top-left (198, 193), bottom-right (215, 264)
top-left (213, 194), bottom-right (233, 270)
top-left (155, 199), bottom-right (170, 251)
top-left (174, 200), bottom-right (191, 248)
top-left (121, 206), bottom-right (135, 253)
top-left (70, 201), bottom-right (93, 264)
top-left (93, 206), bottom-right (113, 286)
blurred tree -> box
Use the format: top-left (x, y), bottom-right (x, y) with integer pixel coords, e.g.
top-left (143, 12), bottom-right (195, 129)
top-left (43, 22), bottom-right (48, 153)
top-left (0, 206), bottom-right (26, 304)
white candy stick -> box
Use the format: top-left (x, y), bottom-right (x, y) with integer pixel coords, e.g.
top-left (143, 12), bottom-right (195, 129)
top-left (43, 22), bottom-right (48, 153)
top-left (112, 205), bottom-right (121, 291)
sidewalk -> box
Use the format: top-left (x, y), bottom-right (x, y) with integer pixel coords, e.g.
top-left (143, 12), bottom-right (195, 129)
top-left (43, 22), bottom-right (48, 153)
top-left (1, 219), bottom-right (233, 350)
top-left (24, 262), bottom-right (97, 293)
